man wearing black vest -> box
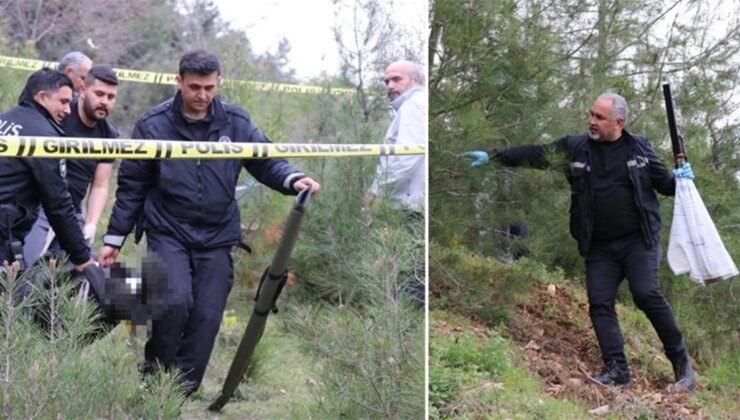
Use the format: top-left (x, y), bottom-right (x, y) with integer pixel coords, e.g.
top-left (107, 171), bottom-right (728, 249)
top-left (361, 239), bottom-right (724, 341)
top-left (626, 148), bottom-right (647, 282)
top-left (459, 92), bottom-right (696, 391)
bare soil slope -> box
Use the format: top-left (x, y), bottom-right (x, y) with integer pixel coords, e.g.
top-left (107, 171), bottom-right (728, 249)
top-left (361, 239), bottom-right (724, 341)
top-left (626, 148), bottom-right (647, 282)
top-left (506, 282), bottom-right (704, 418)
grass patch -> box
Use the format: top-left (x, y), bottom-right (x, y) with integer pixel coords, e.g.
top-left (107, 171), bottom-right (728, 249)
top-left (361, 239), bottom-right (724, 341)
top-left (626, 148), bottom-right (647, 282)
top-left (429, 243), bottom-right (538, 324)
top-left (180, 287), bottom-right (323, 418)
top-left (430, 245), bottom-right (740, 419)
top-left (284, 300), bottom-right (425, 419)
top-left (429, 310), bottom-right (586, 419)
top-left (689, 354), bottom-right (740, 416)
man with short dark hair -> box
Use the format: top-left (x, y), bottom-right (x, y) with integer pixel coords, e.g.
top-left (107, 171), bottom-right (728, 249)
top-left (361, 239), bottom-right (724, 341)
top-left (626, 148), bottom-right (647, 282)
top-left (99, 49), bottom-right (321, 394)
top-left (0, 68), bottom-right (93, 273)
top-left (23, 65), bottom-right (120, 267)
top-left (57, 51), bottom-right (92, 93)
top-left (459, 92), bottom-right (696, 391)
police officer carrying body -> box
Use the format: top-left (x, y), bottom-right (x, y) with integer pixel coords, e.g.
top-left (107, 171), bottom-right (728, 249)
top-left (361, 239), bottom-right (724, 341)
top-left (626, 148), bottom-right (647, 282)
top-left (23, 65), bottom-right (120, 267)
top-left (0, 68), bottom-right (93, 273)
top-left (99, 49), bottom-right (321, 394)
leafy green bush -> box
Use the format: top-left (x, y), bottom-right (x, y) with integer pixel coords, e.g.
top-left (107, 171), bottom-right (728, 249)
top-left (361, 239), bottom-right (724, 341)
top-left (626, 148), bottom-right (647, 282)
top-left (430, 243), bottom-right (539, 323)
top-left (285, 212), bottom-right (425, 417)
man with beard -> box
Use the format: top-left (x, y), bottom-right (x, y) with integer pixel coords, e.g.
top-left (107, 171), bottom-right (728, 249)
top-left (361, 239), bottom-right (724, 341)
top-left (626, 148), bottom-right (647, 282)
top-left (23, 65), bottom-right (119, 267)
top-left (367, 60), bottom-right (427, 306)
top-left (368, 60), bottom-right (427, 214)
top-left (458, 92), bottom-right (696, 391)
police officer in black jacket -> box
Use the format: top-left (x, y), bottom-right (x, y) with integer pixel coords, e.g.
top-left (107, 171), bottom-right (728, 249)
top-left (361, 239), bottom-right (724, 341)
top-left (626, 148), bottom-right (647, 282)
top-left (459, 92), bottom-right (695, 391)
top-left (23, 65), bottom-right (120, 267)
top-left (0, 68), bottom-right (93, 274)
top-left (99, 49), bottom-right (321, 394)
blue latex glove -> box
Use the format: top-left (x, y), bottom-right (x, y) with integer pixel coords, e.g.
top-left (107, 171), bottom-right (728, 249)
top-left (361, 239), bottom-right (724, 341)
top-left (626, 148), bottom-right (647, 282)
top-left (672, 162), bottom-right (695, 180)
top-left (457, 151), bottom-right (490, 167)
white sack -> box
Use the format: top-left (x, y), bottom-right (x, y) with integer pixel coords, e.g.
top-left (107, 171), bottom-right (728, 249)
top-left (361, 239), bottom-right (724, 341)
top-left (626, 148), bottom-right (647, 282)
top-left (667, 178), bottom-right (738, 285)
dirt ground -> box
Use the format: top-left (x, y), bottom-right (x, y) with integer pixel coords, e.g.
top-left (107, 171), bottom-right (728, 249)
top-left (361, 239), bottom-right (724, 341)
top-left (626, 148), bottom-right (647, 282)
top-left (504, 283), bottom-right (705, 418)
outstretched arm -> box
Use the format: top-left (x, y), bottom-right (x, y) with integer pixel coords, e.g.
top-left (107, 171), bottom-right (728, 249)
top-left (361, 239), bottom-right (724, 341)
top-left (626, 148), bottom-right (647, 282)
top-left (458, 138), bottom-right (565, 169)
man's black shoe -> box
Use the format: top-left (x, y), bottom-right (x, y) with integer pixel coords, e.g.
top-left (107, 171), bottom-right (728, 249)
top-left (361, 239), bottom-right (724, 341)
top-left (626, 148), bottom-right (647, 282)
top-left (585, 361), bottom-right (632, 388)
top-left (670, 352), bottom-right (695, 391)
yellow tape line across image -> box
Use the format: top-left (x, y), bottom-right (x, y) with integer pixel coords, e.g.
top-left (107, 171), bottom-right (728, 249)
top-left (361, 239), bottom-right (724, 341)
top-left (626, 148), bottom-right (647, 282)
top-left (0, 136), bottom-right (426, 159)
top-left (0, 55), bottom-right (355, 95)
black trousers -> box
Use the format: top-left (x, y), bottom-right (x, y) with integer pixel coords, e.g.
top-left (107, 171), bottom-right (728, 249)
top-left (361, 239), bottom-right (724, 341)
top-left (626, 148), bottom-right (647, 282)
top-left (586, 234), bottom-right (686, 367)
top-left (0, 239), bottom-right (11, 268)
top-left (141, 232), bottom-right (233, 393)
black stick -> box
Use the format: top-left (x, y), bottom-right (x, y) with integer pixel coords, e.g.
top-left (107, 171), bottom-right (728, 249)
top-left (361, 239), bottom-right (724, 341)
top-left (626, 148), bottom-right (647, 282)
top-left (662, 83), bottom-right (687, 166)
top-left (208, 186), bottom-right (313, 412)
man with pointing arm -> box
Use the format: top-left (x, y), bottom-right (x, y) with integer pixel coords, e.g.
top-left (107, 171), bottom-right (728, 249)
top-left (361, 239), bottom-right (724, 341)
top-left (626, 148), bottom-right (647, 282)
top-left (459, 92), bottom-right (696, 391)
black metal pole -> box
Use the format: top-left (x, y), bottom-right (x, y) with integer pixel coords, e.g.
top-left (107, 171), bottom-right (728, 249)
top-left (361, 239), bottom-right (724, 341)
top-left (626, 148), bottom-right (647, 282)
top-left (663, 83), bottom-right (687, 166)
top-left (209, 185), bottom-right (313, 412)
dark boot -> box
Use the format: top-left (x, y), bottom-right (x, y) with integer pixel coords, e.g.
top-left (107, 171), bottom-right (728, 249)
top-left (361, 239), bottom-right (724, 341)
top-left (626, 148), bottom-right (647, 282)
top-left (586, 361), bottom-right (632, 388)
top-left (670, 351), bottom-right (695, 391)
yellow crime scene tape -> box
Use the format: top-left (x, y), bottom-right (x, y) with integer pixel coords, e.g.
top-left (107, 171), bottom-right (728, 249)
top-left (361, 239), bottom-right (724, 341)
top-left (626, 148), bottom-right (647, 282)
top-left (0, 55), bottom-right (355, 96)
top-left (0, 135), bottom-right (426, 159)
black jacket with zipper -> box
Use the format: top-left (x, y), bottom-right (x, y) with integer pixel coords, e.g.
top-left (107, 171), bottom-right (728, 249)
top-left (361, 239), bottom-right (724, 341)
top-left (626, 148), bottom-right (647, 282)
top-left (104, 92), bottom-right (305, 250)
top-left (492, 130), bottom-right (675, 255)
top-left (0, 99), bottom-right (90, 264)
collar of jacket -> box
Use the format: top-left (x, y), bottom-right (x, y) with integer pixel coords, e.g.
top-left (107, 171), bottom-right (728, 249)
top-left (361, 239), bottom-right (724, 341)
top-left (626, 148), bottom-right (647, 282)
top-left (169, 90), bottom-right (230, 140)
top-left (579, 128), bottom-right (642, 156)
top-left (617, 128), bottom-right (637, 144)
top-left (390, 84), bottom-right (425, 111)
top-left (18, 97), bottom-right (65, 135)
top-left (599, 128), bottom-right (642, 145)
